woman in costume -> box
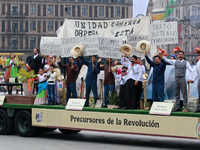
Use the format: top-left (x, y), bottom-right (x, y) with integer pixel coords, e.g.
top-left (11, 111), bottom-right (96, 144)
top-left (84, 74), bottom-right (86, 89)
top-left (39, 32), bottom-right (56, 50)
top-left (34, 68), bottom-right (48, 105)
top-left (5, 53), bottom-right (19, 93)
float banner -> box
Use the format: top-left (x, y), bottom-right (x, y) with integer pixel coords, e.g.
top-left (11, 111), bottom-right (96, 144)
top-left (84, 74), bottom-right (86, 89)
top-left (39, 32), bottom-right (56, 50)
top-left (127, 34), bottom-right (149, 57)
top-left (57, 17), bottom-right (150, 39)
top-left (149, 21), bottom-right (178, 46)
top-left (40, 37), bottom-right (61, 55)
top-left (60, 37), bottom-right (82, 57)
top-left (82, 36), bottom-right (99, 56)
top-left (98, 37), bottom-right (122, 59)
top-left (32, 108), bottom-right (199, 139)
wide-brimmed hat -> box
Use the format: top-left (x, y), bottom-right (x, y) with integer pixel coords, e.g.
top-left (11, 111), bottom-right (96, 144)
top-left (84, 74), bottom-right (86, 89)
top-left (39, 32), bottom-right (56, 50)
top-left (120, 44), bottom-right (132, 56)
top-left (58, 75), bottom-right (64, 80)
top-left (53, 68), bottom-right (61, 80)
top-left (136, 40), bottom-right (151, 53)
top-left (195, 47), bottom-right (200, 53)
top-left (173, 46), bottom-right (181, 53)
top-left (70, 45), bottom-right (84, 58)
top-left (111, 66), bottom-right (118, 73)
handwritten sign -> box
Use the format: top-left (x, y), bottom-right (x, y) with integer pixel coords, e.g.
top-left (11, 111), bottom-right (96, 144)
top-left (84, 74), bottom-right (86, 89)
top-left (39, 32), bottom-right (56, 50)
top-left (82, 36), bottom-right (99, 56)
top-left (0, 96), bottom-right (5, 106)
top-left (149, 102), bottom-right (174, 116)
top-left (9, 78), bottom-right (16, 83)
top-left (98, 37), bottom-right (122, 59)
top-left (127, 34), bottom-right (149, 57)
top-left (60, 37), bottom-right (82, 58)
top-left (65, 98), bottom-right (86, 111)
top-left (40, 37), bottom-right (61, 55)
top-left (149, 22), bottom-right (178, 46)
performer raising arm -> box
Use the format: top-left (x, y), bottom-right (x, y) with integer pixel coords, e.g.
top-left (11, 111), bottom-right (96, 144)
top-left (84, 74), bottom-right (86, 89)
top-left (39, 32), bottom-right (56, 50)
top-left (162, 51), bottom-right (193, 112)
top-left (121, 54), bottom-right (143, 110)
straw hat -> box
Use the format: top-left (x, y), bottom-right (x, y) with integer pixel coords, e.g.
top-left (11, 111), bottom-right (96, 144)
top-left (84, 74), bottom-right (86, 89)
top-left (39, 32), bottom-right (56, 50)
top-left (58, 75), bottom-right (64, 80)
top-left (70, 45), bottom-right (84, 58)
top-left (111, 66), bottom-right (118, 73)
top-left (53, 68), bottom-right (61, 80)
top-left (120, 44), bottom-right (132, 56)
top-left (136, 40), bottom-right (151, 53)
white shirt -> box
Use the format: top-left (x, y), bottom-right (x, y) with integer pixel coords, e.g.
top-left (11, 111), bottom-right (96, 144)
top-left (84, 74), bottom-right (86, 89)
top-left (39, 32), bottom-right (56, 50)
top-left (113, 72), bottom-right (128, 85)
top-left (162, 56), bottom-right (193, 80)
top-left (194, 61), bottom-right (200, 81)
top-left (9, 60), bottom-right (14, 68)
top-left (47, 71), bottom-right (57, 84)
top-left (33, 54), bottom-right (38, 59)
top-left (139, 65), bottom-right (145, 82)
top-left (121, 57), bottom-right (143, 81)
top-left (44, 64), bottom-right (50, 74)
top-left (37, 73), bottom-right (47, 82)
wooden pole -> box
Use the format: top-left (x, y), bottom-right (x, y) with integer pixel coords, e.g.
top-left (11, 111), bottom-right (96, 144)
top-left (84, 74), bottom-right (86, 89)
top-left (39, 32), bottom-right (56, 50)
top-left (109, 58), bottom-right (110, 71)
top-left (188, 83), bottom-right (190, 98)
top-left (92, 55), bottom-right (94, 70)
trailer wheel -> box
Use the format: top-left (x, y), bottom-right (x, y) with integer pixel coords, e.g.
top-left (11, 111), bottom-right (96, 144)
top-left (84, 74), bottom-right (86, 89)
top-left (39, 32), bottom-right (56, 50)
top-left (0, 109), bottom-right (14, 135)
top-left (14, 110), bottom-right (37, 137)
top-left (59, 129), bottom-right (81, 134)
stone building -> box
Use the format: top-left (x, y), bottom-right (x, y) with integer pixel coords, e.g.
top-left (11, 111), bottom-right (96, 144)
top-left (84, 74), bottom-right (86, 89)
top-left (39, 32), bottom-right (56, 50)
top-left (0, 0), bottom-right (132, 57)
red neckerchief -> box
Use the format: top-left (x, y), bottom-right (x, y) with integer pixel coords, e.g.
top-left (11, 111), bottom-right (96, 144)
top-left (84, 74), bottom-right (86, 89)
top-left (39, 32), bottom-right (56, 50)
top-left (131, 62), bottom-right (138, 66)
top-left (121, 72), bottom-right (127, 77)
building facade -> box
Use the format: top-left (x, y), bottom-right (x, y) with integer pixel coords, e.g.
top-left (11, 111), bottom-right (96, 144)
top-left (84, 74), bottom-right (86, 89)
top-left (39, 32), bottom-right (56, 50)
top-left (152, 0), bottom-right (200, 64)
top-left (0, 0), bottom-right (132, 57)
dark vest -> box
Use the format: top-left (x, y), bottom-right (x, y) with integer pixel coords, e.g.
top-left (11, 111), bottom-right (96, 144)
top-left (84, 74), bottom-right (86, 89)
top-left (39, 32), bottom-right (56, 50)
top-left (175, 60), bottom-right (187, 77)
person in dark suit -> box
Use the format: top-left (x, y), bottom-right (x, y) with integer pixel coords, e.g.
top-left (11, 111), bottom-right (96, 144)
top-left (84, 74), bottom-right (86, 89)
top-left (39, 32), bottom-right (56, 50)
top-left (27, 48), bottom-right (45, 74)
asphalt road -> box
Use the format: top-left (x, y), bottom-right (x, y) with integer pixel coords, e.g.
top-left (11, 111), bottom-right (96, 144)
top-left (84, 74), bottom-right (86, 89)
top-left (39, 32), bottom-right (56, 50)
top-left (0, 130), bottom-right (200, 150)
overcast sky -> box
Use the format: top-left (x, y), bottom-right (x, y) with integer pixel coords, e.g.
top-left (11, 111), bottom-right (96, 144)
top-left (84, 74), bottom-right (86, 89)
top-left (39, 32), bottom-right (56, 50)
top-left (132, 0), bottom-right (149, 18)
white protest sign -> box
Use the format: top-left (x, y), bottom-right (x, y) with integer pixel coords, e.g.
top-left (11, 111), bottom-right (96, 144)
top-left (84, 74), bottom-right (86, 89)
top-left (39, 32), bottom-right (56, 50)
top-left (57, 17), bottom-right (150, 40)
top-left (127, 34), bottom-right (149, 57)
top-left (149, 21), bottom-right (178, 46)
top-left (60, 37), bottom-right (82, 58)
top-left (98, 37), bottom-right (122, 59)
top-left (65, 98), bottom-right (86, 111)
top-left (82, 36), bottom-right (99, 56)
top-left (40, 37), bottom-right (61, 55)
top-left (149, 102), bottom-right (174, 116)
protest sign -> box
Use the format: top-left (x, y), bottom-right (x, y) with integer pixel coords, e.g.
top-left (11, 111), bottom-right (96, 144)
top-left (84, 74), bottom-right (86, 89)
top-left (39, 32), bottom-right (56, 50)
top-left (82, 36), bottom-right (99, 56)
top-left (127, 34), bottom-right (149, 57)
top-left (149, 22), bottom-right (178, 46)
top-left (98, 37), bottom-right (122, 59)
top-left (60, 37), bottom-right (82, 58)
top-left (57, 17), bottom-right (150, 40)
top-left (40, 37), bottom-right (61, 55)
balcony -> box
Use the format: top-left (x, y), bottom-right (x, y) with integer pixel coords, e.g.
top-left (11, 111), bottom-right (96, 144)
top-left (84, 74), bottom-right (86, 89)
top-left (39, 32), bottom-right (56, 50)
top-left (6, 29), bottom-right (26, 35)
top-left (6, 12), bottom-right (25, 17)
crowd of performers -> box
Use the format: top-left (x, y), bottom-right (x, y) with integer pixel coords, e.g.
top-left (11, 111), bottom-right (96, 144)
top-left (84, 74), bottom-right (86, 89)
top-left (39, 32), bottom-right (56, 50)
top-left (3, 46), bottom-right (200, 113)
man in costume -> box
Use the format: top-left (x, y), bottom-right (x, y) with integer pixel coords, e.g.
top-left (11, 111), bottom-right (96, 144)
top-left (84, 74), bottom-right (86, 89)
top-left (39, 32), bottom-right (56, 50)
top-left (57, 57), bottom-right (78, 102)
top-left (27, 48), bottom-right (45, 74)
top-left (81, 55), bottom-right (100, 106)
top-left (162, 50), bottom-right (193, 111)
top-left (113, 66), bottom-right (128, 109)
top-left (144, 51), bottom-right (166, 102)
top-left (121, 54), bottom-right (143, 110)
top-left (97, 58), bottom-right (118, 108)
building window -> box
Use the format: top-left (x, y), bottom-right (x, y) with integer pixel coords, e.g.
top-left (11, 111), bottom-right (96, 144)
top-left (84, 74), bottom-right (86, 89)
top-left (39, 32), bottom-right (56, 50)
top-left (86, 0), bottom-right (91, 1)
top-left (115, 6), bottom-right (120, 16)
top-left (118, 0), bottom-right (124, 3)
top-left (95, 0), bottom-right (101, 2)
top-left (65, 5), bottom-right (71, 15)
top-left (48, 21), bottom-right (53, 31)
top-left (99, 6), bottom-right (104, 16)
top-left (30, 21), bottom-right (36, 31)
top-left (82, 5), bottom-right (88, 16)
top-left (2, 36), bottom-right (5, 49)
top-left (102, 0), bottom-right (108, 2)
top-left (30, 37), bottom-right (36, 49)
top-left (2, 20), bottom-right (5, 32)
top-left (48, 4), bottom-right (53, 15)
top-left (12, 37), bottom-right (18, 49)
top-left (111, 0), bottom-right (117, 2)
top-left (12, 21), bottom-right (18, 32)
top-left (12, 4), bottom-right (18, 15)
top-left (78, 0), bottom-right (84, 1)
top-left (30, 4), bottom-right (36, 14)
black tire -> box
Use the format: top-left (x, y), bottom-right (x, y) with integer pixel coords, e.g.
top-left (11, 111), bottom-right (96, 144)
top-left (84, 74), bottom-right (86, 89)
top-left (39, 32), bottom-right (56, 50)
top-left (0, 109), bottom-right (14, 135)
top-left (59, 129), bottom-right (81, 134)
top-left (14, 110), bottom-right (37, 137)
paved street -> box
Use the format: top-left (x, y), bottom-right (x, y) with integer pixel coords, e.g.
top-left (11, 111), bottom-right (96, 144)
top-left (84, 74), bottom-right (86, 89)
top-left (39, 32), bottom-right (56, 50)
top-left (0, 130), bottom-right (200, 150)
